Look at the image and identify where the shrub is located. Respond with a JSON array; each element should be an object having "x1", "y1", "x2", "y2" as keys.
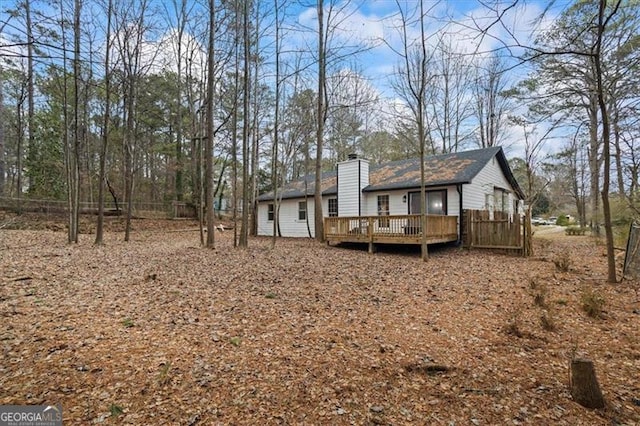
[
  {"x1": 556, "y1": 215, "x2": 570, "y2": 226},
  {"x1": 540, "y1": 310, "x2": 557, "y2": 331},
  {"x1": 581, "y1": 288, "x2": 605, "y2": 319},
  {"x1": 553, "y1": 253, "x2": 572, "y2": 272},
  {"x1": 528, "y1": 277, "x2": 548, "y2": 308},
  {"x1": 503, "y1": 310, "x2": 524, "y2": 338},
  {"x1": 565, "y1": 226, "x2": 586, "y2": 236}
]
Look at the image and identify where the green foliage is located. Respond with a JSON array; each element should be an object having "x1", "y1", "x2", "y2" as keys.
[
  {"x1": 229, "y1": 336, "x2": 241, "y2": 346},
  {"x1": 109, "y1": 404, "x2": 124, "y2": 417},
  {"x1": 122, "y1": 318, "x2": 134, "y2": 328},
  {"x1": 555, "y1": 215, "x2": 570, "y2": 226},
  {"x1": 531, "y1": 193, "x2": 550, "y2": 217}
]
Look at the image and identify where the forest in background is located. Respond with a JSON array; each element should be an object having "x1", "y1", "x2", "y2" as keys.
[{"x1": 0, "y1": 0, "x2": 639, "y2": 277}]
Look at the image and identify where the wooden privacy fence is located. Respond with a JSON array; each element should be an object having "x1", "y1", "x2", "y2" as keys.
[
  {"x1": 463, "y1": 209, "x2": 526, "y2": 255},
  {"x1": 0, "y1": 196, "x2": 171, "y2": 219}
]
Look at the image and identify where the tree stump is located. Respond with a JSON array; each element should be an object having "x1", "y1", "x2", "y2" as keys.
[{"x1": 570, "y1": 358, "x2": 605, "y2": 409}]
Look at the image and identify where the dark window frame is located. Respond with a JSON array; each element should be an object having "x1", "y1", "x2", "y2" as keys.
[
  {"x1": 328, "y1": 198, "x2": 338, "y2": 217},
  {"x1": 408, "y1": 189, "x2": 448, "y2": 215}
]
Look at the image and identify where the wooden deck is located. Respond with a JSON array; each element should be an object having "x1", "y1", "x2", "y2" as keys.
[{"x1": 324, "y1": 214, "x2": 459, "y2": 248}]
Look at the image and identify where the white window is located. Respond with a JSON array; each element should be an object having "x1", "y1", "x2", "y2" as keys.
[
  {"x1": 377, "y1": 195, "x2": 390, "y2": 227},
  {"x1": 298, "y1": 201, "x2": 307, "y2": 221},
  {"x1": 267, "y1": 203, "x2": 274, "y2": 221}
]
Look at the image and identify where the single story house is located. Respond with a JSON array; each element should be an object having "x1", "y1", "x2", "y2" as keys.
[{"x1": 256, "y1": 146, "x2": 525, "y2": 242}]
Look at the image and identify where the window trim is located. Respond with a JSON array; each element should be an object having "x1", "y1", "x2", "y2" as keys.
[
  {"x1": 377, "y1": 194, "x2": 390, "y2": 227},
  {"x1": 493, "y1": 187, "x2": 510, "y2": 213},
  {"x1": 328, "y1": 198, "x2": 338, "y2": 217},
  {"x1": 267, "y1": 203, "x2": 274, "y2": 221},
  {"x1": 408, "y1": 189, "x2": 448, "y2": 215},
  {"x1": 298, "y1": 200, "x2": 307, "y2": 221}
]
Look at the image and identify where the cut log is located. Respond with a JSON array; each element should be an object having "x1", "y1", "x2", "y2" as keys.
[{"x1": 570, "y1": 358, "x2": 605, "y2": 409}]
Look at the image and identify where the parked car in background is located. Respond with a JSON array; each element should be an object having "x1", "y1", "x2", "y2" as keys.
[{"x1": 532, "y1": 217, "x2": 544, "y2": 225}]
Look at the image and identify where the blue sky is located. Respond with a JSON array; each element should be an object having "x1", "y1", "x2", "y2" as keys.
[{"x1": 0, "y1": 0, "x2": 569, "y2": 157}]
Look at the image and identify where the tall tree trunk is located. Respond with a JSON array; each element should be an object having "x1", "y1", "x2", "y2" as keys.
[
  {"x1": 595, "y1": 0, "x2": 620, "y2": 283},
  {"x1": 418, "y1": 0, "x2": 428, "y2": 261},
  {"x1": 59, "y1": 0, "x2": 71, "y2": 239},
  {"x1": 205, "y1": 0, "x2": 216, "y2": 248},
  {"x1": 271, "y1": 0, "x2": 281, "y2": 248},
  {"x1": 70, "y1": 0, "x2": 82, "y2": 243},
  {"x1": 124, "y1": 86, "x2": 134, "y2": 242},
  {"x1": 240, "y1": 0, "x2": 250, "y2": 247},
  {"x1": 174, "y1": 0, "x2": 187, "y2": 202},
  {"x1": 587, "y1": 91, "x2": 600, "y2": 235},
  {"x1": 17, "y1": 100, "x2": 23, "y2": 212},
  {"x1": 611, "y1": 100, "x2": 625, "y2": 197},
  {"x1": 314, "y1": 0, "x2": 325, "y2": 242},
  {"x1": 231, "y1": 0, "x2": 240, "y2": 247},
  {"x1": 96, "y1": 0, "x2": 113, "y2": 245},
  {"x1": 0, "y1": 63, "x2": 4, "y2": 196},
  {"x1": 250, "y1": 8, "x2": 260, "y2": 237},
  {"x1": 26, "y1": 0, "x2": 36, "y2": 194}
]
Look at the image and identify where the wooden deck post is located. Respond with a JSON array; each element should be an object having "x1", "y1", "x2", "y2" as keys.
[{"x1": 368, "y1": 218, "x2": 374, "y2": 254}]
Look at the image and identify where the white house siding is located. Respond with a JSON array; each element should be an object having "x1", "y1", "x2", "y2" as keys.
[
  {"x1": 363, "y1": 187, "x2": 460, "y2": 217},
  {"x1": 357, "y1": 187, "x2": 460, "y2": 233},
  {"x1": 258, "y1": 197, "x2": 333, "y2": 238},
  {"x1": 462, "y1": 156, "x2": 514, "y2": 214},
  {"x1": 337, "y1": 158, "x2": 369, "y2": 216}
]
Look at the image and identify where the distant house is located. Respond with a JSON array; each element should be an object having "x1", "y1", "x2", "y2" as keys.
[{"x1": 256, "y1": 146, "x2": 525, "y2": 243}]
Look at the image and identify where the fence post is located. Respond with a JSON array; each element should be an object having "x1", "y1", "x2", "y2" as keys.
[{"x1": 367, "y1": 217, "x2": 374, "y2": 254}]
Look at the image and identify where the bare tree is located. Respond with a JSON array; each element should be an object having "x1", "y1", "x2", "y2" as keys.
[
  {"x1": 112, "y1": 0, "x2": 156, "y2": 242},
  {"x1": 0, "y1": 18, "x2": 8, "y2": 196},
  {"x1": 25, "y1": 0, "x2": 36, "y2": 195},
  {"x1": 391, "y1": 0, "x2": 439, "y2": 261},
  {"x1": 206, "y1": 0, "x2": 216, "y2": 248},
  {"x1": 473, "y1": 55, "x2": 511, "y2": 149},
  {"x1": 478, "y1": 0, "x2": 625, "y2": 282},
  {"x1": 95, "y1": 0, "x2": 113, "y2": 245},
  {"x1": 431, "y1": 37, "x2": 475, "y2": 153},
  {"x1": 271, "y1": 0, "x2": 283, "y2": 247},
  {"x1": 239, "y1": 0, "x2": 250, "y2": 247},
  {"x1": 313, "y1": 0, "x2": 326, "y2": 243}
]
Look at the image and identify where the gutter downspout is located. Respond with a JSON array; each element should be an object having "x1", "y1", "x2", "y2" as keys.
[{"x1": 457, "y1": 184, "x2": 463, "y2": 245}]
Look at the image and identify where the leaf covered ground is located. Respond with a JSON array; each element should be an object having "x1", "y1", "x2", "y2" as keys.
[{"x1": 1, "y1": 215, "x2": 639, "y2": 425}]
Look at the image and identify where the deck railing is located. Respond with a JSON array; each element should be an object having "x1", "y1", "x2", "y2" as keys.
[{"x1": 324, "y1": 214, "x2": 458, "y2": 248}]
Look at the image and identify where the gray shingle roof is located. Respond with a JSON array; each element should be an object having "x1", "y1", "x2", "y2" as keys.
[
  {"x1": 257, "y1": 146, "x2": 525, "y2": 202},
  {"x1": 256, "y1": 170, "x2": 337, "y2": 202}
]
